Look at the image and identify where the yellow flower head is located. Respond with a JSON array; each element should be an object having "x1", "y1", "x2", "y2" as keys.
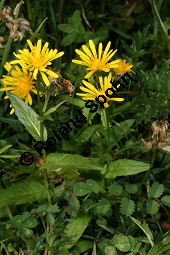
[
  {"x1": 10, "y1": 39, "x2": 64, "y2": 86},
  {"x1": 72, "y1": 39, "x2": 120, "y2": 79},
  {"x1": 0, "y1": 62, "x2": 37, "y2": 114},
  {"x1": 113, "y1": 59, "x2": 133, "y2": 76},
  {"x1": 76, "y1": 73, "x2": 124, "y2": 108}
]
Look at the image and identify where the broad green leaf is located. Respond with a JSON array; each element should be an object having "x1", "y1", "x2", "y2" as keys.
[
  {"x1": 108, "y1": 183, "x2": 123, "y2": 195},
  {"x1": 161, "y1": 195, "x2": 170, "y2": 207},
  {"x1": 8, "y1": 93, "x2": 47, "y2": 141},
  {"x1": 73, "y1": 179, "x2": 99, "y2": 196},
  {"x1": 112, "y1": 234, "x2": 131, "y2": 252},
  {"x1": 148, "y1": 182, "x2": 164, "y2": 198},
  {"x1": 120, "y1": 197, "x2": 135, "y2": 217},
  {"x1": 105, "y1": 246, "x2": 117, "y2": 255},
  {"x1": 0, "y1": 181, "x2": 48, "y2": 208},
  {"x1": 130, "y1": 216, "x2": 154, "y2": 247},
  {"x1": 40, "y1": 153, "x2": 106, "y2": 172},
  {"x1": 105, "y1": 159, "x2": 150, "y2": 179},
  {"x1": 146, "y1": 200, "x2": 159, "y2": 215},
  {"x1": 76, "y1": 240, "x2": 93, "y2": 253},
  {"x1": 58, "y1": 23, "x2": 74, "y2": 33},
  {"x1": 71, "y1": 10, "x2": 81, "y2": 27},
  {"x1": 125, "y1": 184, "x2": 138, "y2": 194},
  {"x1": 75, "y1": 124, "x2": 100, "y2": 143},
  {"x1": 59, "y1": 215, "x2": 91, "y2": 250}
]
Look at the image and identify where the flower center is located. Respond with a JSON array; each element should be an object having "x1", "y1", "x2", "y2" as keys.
[
  {"x1": 15, "y1": 74, "x2": 33, "y2": 98},
  {"x1": 31, "y1": 48, "x2": 46, "y2": 69},
  {"x1": 92, "y1": 59, "x2": 103, "y2": 71}
]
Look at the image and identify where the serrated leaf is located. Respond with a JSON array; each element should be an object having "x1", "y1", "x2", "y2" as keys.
[
  {"x1": 120, "y1": 197, "x2": 135, "y2": 217},
  {"x1": 161, "y1": 195, "x2": 170, "y2": 207},
  {"x1": 0, "y1": 181, "x2": 48, "y2": 208},
  {"x1": 8, "y1": 93, "x2": 47, "y2": 141},
  {"x1": 105, "y1": 159, "x2": 150, "y2": 179},
  {"x1": 146, "y1": 200, "x2": 159, "y2": 215},
  {"x1": 40, "y1": 153, "x2": 107, "y2": 172},
  {"x1": 112, "y1": 234, "x2": 131, "y2": 252},
  {"x1": 148, "y1": 182, "x2": 164, "y2": 198},
  {"x1": 73, "y1": 179, "x2": 99, "y2": 196},
  {"x1": 59, "y1": 215, "x2": 91, "y2": 250}
]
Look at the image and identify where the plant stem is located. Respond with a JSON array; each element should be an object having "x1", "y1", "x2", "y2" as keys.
[{"x1": 37, "y1": 84, "x2": 44, "y2": 141}]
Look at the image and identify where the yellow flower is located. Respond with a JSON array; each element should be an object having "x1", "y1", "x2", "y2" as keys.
[
  {"x1": 0, "y1": 62, "x2": 37, "y2": 114},
  {"x1": 76, "y1": 73, "x2": 124, "y2": 108},
  {"x1": 72, "y1": 39, "x2": 120, "y2": 79},
  {"x1": 10, "y1": 39, "x2": 64, "y2": 86},
  {"x1": 113, "y1": 59, "x2": 133, "y2": 76}
]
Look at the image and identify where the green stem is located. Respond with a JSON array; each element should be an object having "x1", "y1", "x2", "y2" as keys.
[
  {"x1": 37, "y1": 85, "x2": 44, "y2": 141},
  {"x1": 42, "y1": 93, "x2": 50, "y2": 113},
  {"x1": 44, "y1": 169, "x2": 52, "y2": 255}
]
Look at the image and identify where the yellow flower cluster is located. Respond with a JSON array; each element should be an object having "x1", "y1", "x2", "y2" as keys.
[
  {"x1": 72, "y1": 39, "x2": 133, "y2": 108},
  {"x1": 0, "y1": 38, "x2": 133, "y2": 114},
  {"x1": 0, "y1": 39, "x2": 64, "y2": 114}
]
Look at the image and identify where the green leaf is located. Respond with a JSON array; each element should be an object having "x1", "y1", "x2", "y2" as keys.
[
  {"x1": 40, "y1": 153, "x2": 106, "y2": 173},
  {"x1": 40, "y1": 153, "x2": 106, "y2": 172},
  {"x1": 120, "y1": 197, "x2": 135, "y2": 217},
  {"x1": 60, "y1": 95, "x2": 85, "y2": 107},
  {"x1": 8, "y1": 93, "x2": 47, "y2": 141},
  {"x1": 43, "y1": 101, "x2": 66, "y2": 116},
  {"x1": 0, "y1": 181, "x2": 48, "y2": 208},
  {"x1": 59, "y1": 215, "x2": 91, "y2": 250},
  {"x1": 105, "y1": 246, "x2": 117, "y2": 255},
  {"x1": 75, "y1": 124, "x2": 100, "y2": 143},
  {"x1": 108, "y1": 183, "x2": 123, "y2": 195},
  {"x1": 58, "y1": 23, "x2": 74, "y2": 33},
  {"x1": 61, "y1": 32, "x2": 78, "y2": 46},
  {"x1": 125, "y1": 184, "x2": 138, "y2": 194},
  {"x1": 112, "y1": 234, "x2": 131, "y2": 252},
  {"x1": 71, "y1": 10, "x2": 81, "y2": 27},
  {"x1": 161, "y1": 195, "x2": 170, "y2": 207},
  {"x1": 130, "y1": 217, "x2": 154, "y2": 247},
  {"x1": 105, "y1": 159, "x2": 150, "y2": 179},
  {"x1": 148, "y1": 182, "x2": 164, "y2": 198},
  {"x1": 146, "y1": 200, "x2": 159, "y2": 216},
  {"x1": 73, "y1": 179, "x2": 99, "y2": 196}
]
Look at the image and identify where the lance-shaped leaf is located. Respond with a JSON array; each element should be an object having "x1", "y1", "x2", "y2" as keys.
[
  {"x1": 8, "y1": 93, "x2": 47, "y2": 141},
  {"x1": 59, "y1": 215, "x2": 91, "y2": 250},
  {"x1": 0, "y1": 181, "x2": 48, "y2": 208},
  {"x1": 105, "y1": 159, "x2": 150, "y2": 179}
]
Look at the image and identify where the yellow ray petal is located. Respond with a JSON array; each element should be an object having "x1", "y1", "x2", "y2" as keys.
[{"x1": 89, "y1": 40, "x2": 97, "y2": 58}]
